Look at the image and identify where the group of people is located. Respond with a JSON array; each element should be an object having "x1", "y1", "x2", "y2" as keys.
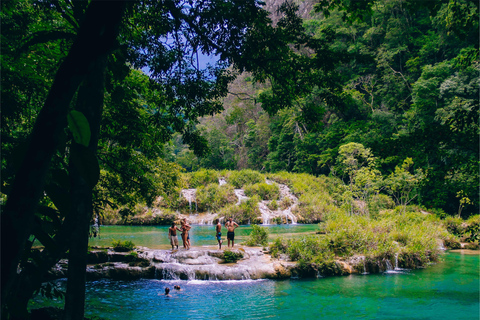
[
  {"x1": 167, "y1": 217, "x2": 239, "y2": 251},
  {"x1": 215, "y1": 217, "x2": 238, "y2": 249},
  {"x1": 162, "y1": 285, "x2": 181, "y2": 297},
  {"x1": 168, "y1": 218, "x2": 191, "y2": 250}
]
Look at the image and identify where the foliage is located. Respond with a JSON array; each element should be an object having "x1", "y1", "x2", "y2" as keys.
[
  {"x1": 227, "y1": 169, "x2": 265, "y2": 188},
  {"x1": 384, "y1": 158, "x2": 423, "y2": 213},
  {"x1": 168, "y1": 0, "x2": 479, "y2": 218},
  {"x1": 245, "y1": 225, "x2": 269, "y2": 247},
  {"x1": 196, "y1": 184, "x2": 236, "y2": 212},
  {"x1": 219, "y1": 195, "x2": 261, "y2": 224},
  {"x1": 270, "y1": 208, "x2": 448, "y2": 273},
  {"x1": 111, "y1": 240, "x2": 135, "y2": 252},
  {"x1": 222, "y1": 250, "x2": 244, "y2": 263},
  {"x1": 267, "y1": 200, "x2": 279, "y2": 211},
  {"x1": 184, "y1": 169, "x2": 221, "y2": 188},
  {"x1": 244, "y1": 182, "x2": 280, "y2": 200}
]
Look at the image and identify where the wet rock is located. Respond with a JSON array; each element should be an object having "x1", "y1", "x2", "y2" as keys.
[{"x1": 87, "y1": 250, "x2": 108, "y2": 264}]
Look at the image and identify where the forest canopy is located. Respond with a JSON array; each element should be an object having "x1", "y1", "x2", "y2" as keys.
[
  {"x1": 168, "y1": 0, "x2": 479, "y2": 217},
  {"x1": 0, "y1": 0, "x2": 478, "y2": 319}
]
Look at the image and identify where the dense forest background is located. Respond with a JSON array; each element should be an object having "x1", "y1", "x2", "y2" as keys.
[
  {"x1": 167, "y1": 0, "x2": 479, "y2": 217},
  {"x1": 0, "y1": 0, "x2": 478, "y2": 318}
]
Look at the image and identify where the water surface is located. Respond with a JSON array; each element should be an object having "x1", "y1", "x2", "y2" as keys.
[
  {"x1": 89, "y1": 224, "x2": 318, "y2": 249},
  {"x1": 30, "y1": 252, "x2": 479, "y2": 319}
]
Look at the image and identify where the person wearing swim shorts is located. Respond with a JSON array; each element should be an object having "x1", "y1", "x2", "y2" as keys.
[
  {"x1": 168, "y1": 222, "x2": 181, "y2": 250},
  {"x1": 225, "y1": 217, "x2": 239, "y2": 248},
  {"x1": 215, "y1": 219, "x2": 222, "y2": 249}
]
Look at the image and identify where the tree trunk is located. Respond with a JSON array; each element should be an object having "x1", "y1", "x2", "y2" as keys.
[
  {"x1": 64, "y1": 54, "x2": 107, "y2": 320},
  {"x1": 1, "y1": 1, "x2": 125, "y2": 318}
]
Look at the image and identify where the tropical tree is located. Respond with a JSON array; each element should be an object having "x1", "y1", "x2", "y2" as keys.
[{"x1": 1, "y1": 0, "x2": 268, "y2": 318}]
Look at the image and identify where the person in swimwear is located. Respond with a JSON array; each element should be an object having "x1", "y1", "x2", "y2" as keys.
[
  {"x1": 168, "y1": 222, "x2": 182, "y2": 250},
  {"x1": 164, "y1": 287, "x2": 171, "y2": 297},
  {"x1": 225, "y1": 217, "x2": 239, "y2": 248},
  {"x1": 180, "y1": 218, "x2": 192, "y2": 250},
  {"x1": 215, "y1": 219, "x2": 222, "y2": 249}
]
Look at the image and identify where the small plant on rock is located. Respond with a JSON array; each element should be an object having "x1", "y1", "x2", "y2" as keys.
[
  {"x1": 222, "y1": 250, "x2": 244, "y2": 263},
  {"x1": 112, "y1": 239, "x2": 136, "y2": 252},
  {"x1": 245, "y1": 225, "x2": 269, "y2": 247}
]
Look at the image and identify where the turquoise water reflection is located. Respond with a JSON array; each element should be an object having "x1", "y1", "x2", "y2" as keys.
[
  {"x1": 89, "y1": 224, "x2": 319, "y2": 249},
  {"x1": 31, "y1": 252, "x2": 479, "y2": 319}
]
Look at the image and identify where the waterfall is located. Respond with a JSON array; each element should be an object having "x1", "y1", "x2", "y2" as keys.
[
  {"x1": 161, "y1": 265, "x2": 181, "y2": 280},
  {"x1": 234, "y1": 189, "x2": 249, "y2": 205},
  {"x1": 219, "y1": 177, "x2": 227, "y2": 186},
  {"x1": 361, "y1": 256, "x2": 369, "y2": 274},
  {"x1": 385, "y1": 259, "x2": 393, "y2": 272},
  {"x1": 283, "y1": 207, "x2": 298, "y2": 225},
  {"x1": 258, "y1": 202, "x2": 272, "y2": 225}
]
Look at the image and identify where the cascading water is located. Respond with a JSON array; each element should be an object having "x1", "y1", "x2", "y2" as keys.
[
  {"x1": 361, "y1": 256, "x2": 369, "y2": 275},
  {"x1": 179, "y1": 178, "x2": 301, "y2": 225},
  {"x1": 385, "y1": 259, "x2": 394, "y2": 272},
  {"x1": 234, "y1": 189, "x2": 249, "y2": 205}
]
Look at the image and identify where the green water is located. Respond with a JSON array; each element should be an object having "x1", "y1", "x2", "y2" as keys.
[
  {"x1": 31, "y1": 252, "x2": 479, "y2": 319},
  {"x1": 89, "y1": 224, "x2": 319, "y2": 249}
]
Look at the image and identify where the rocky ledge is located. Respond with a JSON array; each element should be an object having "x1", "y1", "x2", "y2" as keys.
[{"x1": 49, "y1": 247, "x2": 297, "y2": 281}]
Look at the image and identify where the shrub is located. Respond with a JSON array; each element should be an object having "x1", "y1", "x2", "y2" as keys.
[
  {"x1": 368, "y1": 194, "x2": 395, "y2": 214},
  {"x1": 125, "y1": 251, "x2": 139, "y2": 262},
  {"x1": 267, "y1": 200, "x2": 278, "y2": 211},
  {"x1": 245, "y1": 225, "x2": 269, "y2": 247},
  {"x1": 227, "y1": 170, "x2": 264, "y2": 188},
  {"x1": 443, "y1": 216, "x2": 466, "y2": 236},
  {"x1": 444, "y1": 238, "x2": 461, "y2": 249},
  {"x1": 111, "y1": 239, "x2": 135, "y2": 252},
  {"x1": 244, "y1": 182, "x2": 280, "y2": 200},
  {"x1": 222, "y1": 250, "x2": 244, "y2": 263},
  {"x1": 220, "y1": 195, "x2": 261, "y2": 224},
  {"x1": 279, "y1": 196, "x2": 292, "y2": 210},
  {"x1": 465, "y1": 215, "x2": 480, "y2": 242},
  {"x1": 269, "y1": 237, "x2": 288, "y2": 258},
  {"x1": 293, "y1": 193, "x2": 339, "y2": 223},
  {"x1": 196, "y1": 184, "x2": 236, "y2": 212},
  {"x1": 186, "y1": 169, "x2": 221, "y2": 188},
  {"x1": 123, "y1": 208, "x2": 177, "y2": 225},
  {"x1": 464, "y1": 242, "x2": 479, "y2": 250}
]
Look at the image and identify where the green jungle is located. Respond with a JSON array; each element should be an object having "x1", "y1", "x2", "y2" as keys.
[{"x1": 1, "y1": 0, "x2": 478, "y2": 319}]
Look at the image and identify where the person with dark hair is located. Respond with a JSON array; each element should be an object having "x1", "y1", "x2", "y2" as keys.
[
  {"x1": 168, "y1": 222, "x2": 181, "y2": 250},
  {"x1": 215, "y1": 219, "x2": 223, "y2": 249},
  {"x1": 164, "y1": 287, "x2": 171, "y2": 297},
  {"x1": 225, "y1": 217, "x2": 239, "y2": 248},
  {"x1": 180, "y1": 218, "x2": 192, "y2": 250}
]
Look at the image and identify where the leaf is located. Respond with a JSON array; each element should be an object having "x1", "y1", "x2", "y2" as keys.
[
  {"x1": 68, "y1": 110, "x2": 91, "y2": 147},
  {"x1": 32, "y1": 222, "x2": 57, "y2": 253},
  {"x1": 44, "y1": 184, "x2": 71, "y2": 217},
  {"x1": 70, "y1": 145, "x2": 100, "y2": 189}
]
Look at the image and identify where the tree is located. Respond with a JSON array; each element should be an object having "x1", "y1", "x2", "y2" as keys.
[
  {"x1": 384, "y1": 158, "x2": 423, "y2": 213},
  {"x1": 2, "y1": 2, "x2": 126, "y2": 318},
  {"x1": 335, "y1": 142, "x2": 381, "y2": 215},
  {"x1": 1, "y1": 0, "x2": 268, "y2": 318}
]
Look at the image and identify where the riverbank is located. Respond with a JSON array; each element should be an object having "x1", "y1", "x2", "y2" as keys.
[{"x1": 47, "y1": 245, "x2": 479, "y2": 282}]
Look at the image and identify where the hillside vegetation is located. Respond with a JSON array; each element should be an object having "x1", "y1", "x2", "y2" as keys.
[
  {"x1": 103, "y1": 168, "x2": 480, "y2": 275},
  {"x1": 166, "y1": 0, "x2": 479, "y2": 218}
]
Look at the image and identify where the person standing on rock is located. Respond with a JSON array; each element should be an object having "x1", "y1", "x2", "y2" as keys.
[
  {"x1": 215, "y1": 219, "x2": 223, "y2": 249},
  {"x1": 225, "y1": 217, "x2": 239, "y2": 248},
  {"x1": 168, "y1": 222, "x2": 182, "y2": 250},
  {"x1": 180, "y1": 218, "x2": 192, "y2": 250}
]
